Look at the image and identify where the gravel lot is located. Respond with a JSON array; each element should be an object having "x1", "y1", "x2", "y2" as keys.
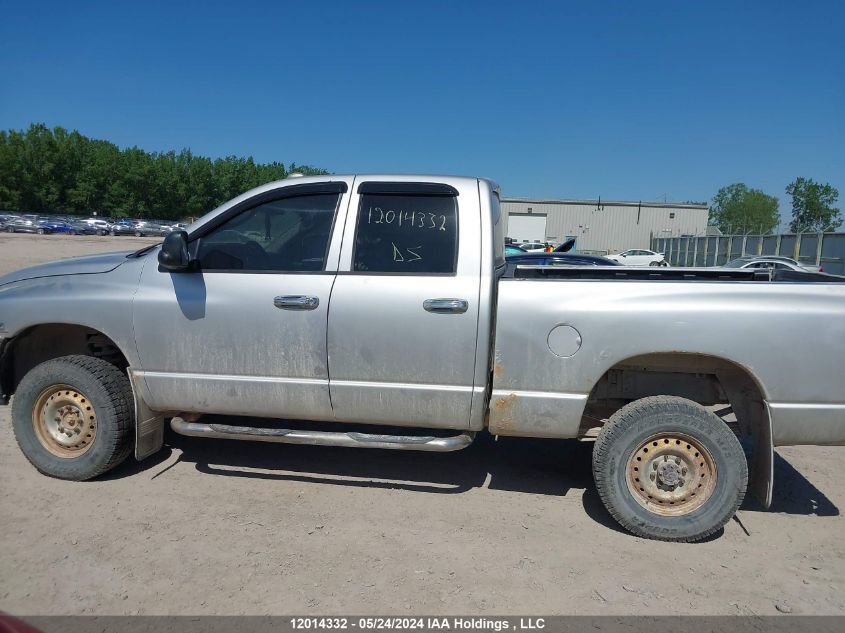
[{"x1": 0, "y1": 233, "x2": 843, "y2": 616}]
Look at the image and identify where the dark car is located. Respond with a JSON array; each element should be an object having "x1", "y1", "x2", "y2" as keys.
[
  {"x1": 109, "y1": 221, "x2": 137, "y2": 236},
  {"x1": 67, "y1": 221, "x2": 101, "y2": 235},
  {"x1": 37, "y1": 218, "x2": 73, "y2": 234},
  {"x1": 132, "y1": 222, "x2": 168, "y2": 237},
  {"x1": 506, "y1": 252, "x2": 621, "y2": 267},
  {"x1": 4, "y1": 219, "x2": 53, "y2": 234}
]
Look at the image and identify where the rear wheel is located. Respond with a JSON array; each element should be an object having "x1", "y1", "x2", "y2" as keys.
[
  {"x1": 649, "y1": 261, "x2": 660, "y2": 267},
  {"x1": 592, "y1": 396, "x2": 747, "y2": 542},
  {"x1": 12, "y1": 355, "x2": 134, "y2": 480},
  {"x1": 36, "y1": 228, "x2": 45, "y2": 235},
  {"x1": 135, "y1": 231, "x2": 142, "y2": 237}
]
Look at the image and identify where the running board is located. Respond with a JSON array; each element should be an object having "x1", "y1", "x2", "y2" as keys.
[{"x1": 170, "y1": 417, "x2": 475, "y2": 452}]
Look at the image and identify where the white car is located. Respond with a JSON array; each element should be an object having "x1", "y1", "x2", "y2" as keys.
[
  {"x1": 724, "y1": 256, "x2": 822, "y2": 273},
  {"x1": 607, "y1": 249, "x2": 667, "y2": 266}
]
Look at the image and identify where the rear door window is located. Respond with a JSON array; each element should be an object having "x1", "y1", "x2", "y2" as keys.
[{"x1": 352, "y1": 192, "x2": 458, "y2": 274}]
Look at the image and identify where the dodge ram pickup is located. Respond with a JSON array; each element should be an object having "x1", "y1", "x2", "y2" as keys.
[{"x1": 1, "y1": 174, "x2": 843, "y2": 542}]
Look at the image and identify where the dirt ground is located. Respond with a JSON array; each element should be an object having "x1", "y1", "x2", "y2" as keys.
[{"x1": 0, "y1": 233, "x2": 843, "y2": 616}]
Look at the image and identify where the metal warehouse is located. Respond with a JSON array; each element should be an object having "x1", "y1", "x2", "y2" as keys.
[{"x1": 501, "y1": 197, "x2": 709, "y2": 254}]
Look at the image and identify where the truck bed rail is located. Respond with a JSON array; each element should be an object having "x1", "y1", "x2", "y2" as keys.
[{"x1": 506, "y1": 265, "x2": 845, "y2": 283}]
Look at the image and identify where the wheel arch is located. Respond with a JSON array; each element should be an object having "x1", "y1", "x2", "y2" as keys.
[
  {"x1": 1, "y1": 323, "x2": 131, "y2": 404},
  {"x1": 585, "y1": 351, "x2": 773, "y2": 508}
]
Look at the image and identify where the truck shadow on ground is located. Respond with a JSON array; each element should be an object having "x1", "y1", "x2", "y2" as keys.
[{"x1": 130, "y1": 422, "x2": 839, "y2": 533}]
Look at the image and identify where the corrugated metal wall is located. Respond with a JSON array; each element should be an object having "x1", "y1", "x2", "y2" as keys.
[
  {"x1": 651, "y1": 232, "x2": 845, "y2": 275},
  {"x1": 501, "y1": 199, "x2": 709, "y2": 253}
]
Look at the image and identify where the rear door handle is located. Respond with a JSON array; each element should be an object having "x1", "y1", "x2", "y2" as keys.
[
  {"x1": 423, "y1": 298, "x2": 468, "y2": 314},
  {"x1": 274, "y1": 295, "x2": 320, "y2": 310}
]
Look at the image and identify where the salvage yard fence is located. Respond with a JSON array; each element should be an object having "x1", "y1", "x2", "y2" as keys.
[{"x1": 651, "y1": 231, "x2": 845, "y2": 276}]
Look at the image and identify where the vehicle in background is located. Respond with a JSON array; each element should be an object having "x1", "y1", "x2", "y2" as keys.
[
  {"x1": 607, "y1": 249, "x2": 667, "y2": 266},
  {"x1": 109, "y1": 221, "x2": 138, "y2": 236},
  {"x1": 505, "y1": 244, "x2": 527, "y2": 256},
  {"x1": 506, "y1": 252, "x2": 621, "y2": 266},
  {"x1": 83, "y1": 219, "x2": 111, "y2": 235},
  {"x1": 132, "y1": 222, "x2": 168, "y2": 237},
  {"x1": 67, "y1": 221, "x2": 101, "y2": 236},
  {"x1": 724, "y1": 256, "x2": 823, "y2": 273},
  {"x1": 37, "y1": 219, "x2": 73, "y2": 234},
  {"x1": 0, "y1": 215, "x2": 20, "y2": 229},
  {"x1": 4, "y1": 219, "x2": 53, "y2": 234},
  {"x1": 519, "y1": 240, "x2": 554, "y2": 252}
]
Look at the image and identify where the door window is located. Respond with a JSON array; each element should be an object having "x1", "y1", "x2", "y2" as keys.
[
  {"x1": 352, "y1": 193, "x2": 458, "y2": 274},
  {"x1": 196, "y1": 193, "x2": 340, "y2": 272}
]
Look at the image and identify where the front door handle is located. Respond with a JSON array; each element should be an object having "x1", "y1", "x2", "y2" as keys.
[
  {"x1": 423, "y1": 298, "x2": 468, "y2": 314},
  {"x1": 274, "y1": 295, "x2": 320, "y2": 310}
]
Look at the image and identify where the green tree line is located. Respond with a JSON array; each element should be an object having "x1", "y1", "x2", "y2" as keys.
[
  {"x1": 0, "y1": 124, "x2": 328, "y2": 219},
  {"x1": 709, "y1": 179, "x2": 841, "y2": 235}
]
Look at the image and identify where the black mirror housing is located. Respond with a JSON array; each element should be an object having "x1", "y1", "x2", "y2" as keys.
[{"x1": 158, "y1": 230, "x2": 191, "y2": 271}]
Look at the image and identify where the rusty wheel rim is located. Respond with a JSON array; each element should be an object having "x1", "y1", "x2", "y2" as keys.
[
  {"x1": 626, "y1": 433, "x2": 717, "y2": 516},
  {"x1": 32, "y1": 384, "x2": 97, "y2": 458}
]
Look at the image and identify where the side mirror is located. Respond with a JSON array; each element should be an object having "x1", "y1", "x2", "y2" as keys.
[
  {"x1": 620, "y1": 253, "x2": 627, "y2": 257},
  {"x1": 158, "y1": 230, "x2": 191, "y2": 271}
]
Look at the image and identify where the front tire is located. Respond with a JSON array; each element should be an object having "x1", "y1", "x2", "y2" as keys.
[
  {"x1": 592, "y1": 396, "x2": 747, "y2": 542},
  {"x1": 12, "y1": 355, "x2": 134, "y2": 480}
]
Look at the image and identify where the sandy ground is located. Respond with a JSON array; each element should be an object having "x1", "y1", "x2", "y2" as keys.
[{"x1": 0, "y1": 233, "x2": 843, "y2": 616}]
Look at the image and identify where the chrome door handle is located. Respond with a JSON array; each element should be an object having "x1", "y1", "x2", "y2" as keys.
[
  {"x1": 423, "y1": 298, "x2": 468, "y2": 314},
  {"x1": 274, "y1": 295, "x2": 320, "y2": 310}
]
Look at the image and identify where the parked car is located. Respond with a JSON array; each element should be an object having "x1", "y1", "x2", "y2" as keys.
[
  {"x1": 519, "y1": 240, "x2": 554, "y2": 252},
  {"x1": 83, "y1": 219, "x2": 111, "y2": 236},
  {"x1": 607, "y1": 249, "x2": 667, "y2": 266},
  {"x1": 4, "y1": 219, "x2": 53, "y2": 234},
  {"x1": 67, "y1": 221, "x2": 101, "y2": 236},
  {"x1": 506, "y1": 252, "x2": 621, "y2": 266},
  {"x1": 505, "y1": 244, "x2": 527, "y2": 256},
  {"x1": 37, "y1": 219, "x2": 73, "y2": 234},
  {"x1": 724, "y1": 256, "x2": 823, "y2": 273},
  {"x1": 1, "y1": 174, "x2": 844, "y2": 544},
  {"x1": 109, "y1": 221, "x2": 138, "y2": 236},
  {"x1": 131, "y1": 222, "x2": 168, "y2": 237}
]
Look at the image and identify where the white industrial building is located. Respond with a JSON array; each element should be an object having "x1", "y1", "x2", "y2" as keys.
[{"x1": 501, "y1": 197, "x2": 709, "y2": 254}]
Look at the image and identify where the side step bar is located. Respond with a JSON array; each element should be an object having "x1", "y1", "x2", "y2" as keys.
[{"x1": 170, "y1": 417, "x2": 475, "y2": 452}]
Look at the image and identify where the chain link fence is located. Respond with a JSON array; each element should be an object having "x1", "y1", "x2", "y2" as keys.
[{"x1": 651, "y1": 232, "x2": 845, "y2": 275}]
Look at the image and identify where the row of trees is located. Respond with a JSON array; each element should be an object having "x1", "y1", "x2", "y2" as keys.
[
  {"x1": 709, "y1": 178, "x2": 841, "y2": 235},
  {"x1": 0, "y1": 124, "x2": 327, "y2": 220}
]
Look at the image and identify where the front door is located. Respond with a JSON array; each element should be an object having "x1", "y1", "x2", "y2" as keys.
[
  {"x1": 133, "y1": 180, "x2": 351, "y2": 420},
  {"x1": 327, "y1": 179, "x2": 482, "y2": 429}
]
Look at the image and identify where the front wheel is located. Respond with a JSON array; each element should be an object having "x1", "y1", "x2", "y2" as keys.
[
  {"x1": 12, "y1": 355, "x2": 134, "y2": 480},
  {"x1": 36, "y1": 228, "x2": 45, "y2": 235},
  {"x1": 134, "y1": 231, "x2": 142, "y2": 237},
  {"x1": 649, "y1": 261, "x2": 660, "y2": 267},
  {"x1": 592, "y1": 396, "x2": 747, "y2": 542}
]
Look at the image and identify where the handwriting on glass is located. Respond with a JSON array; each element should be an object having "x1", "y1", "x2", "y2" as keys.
[
  {"x1": 392, "y1": 242, "x2": 422, "y2": 262},
  {"x1": 368, "y1": 207, "x2": 448, "y2": 231}
]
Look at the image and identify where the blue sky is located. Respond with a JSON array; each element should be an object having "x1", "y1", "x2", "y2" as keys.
[{"x1": 1, "y1": 0, "x2": 843, "y2": 221}]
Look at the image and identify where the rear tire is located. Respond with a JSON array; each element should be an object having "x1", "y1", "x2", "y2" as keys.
[
  {"x1": 12, "y1": 355, "x2": 134, "y2": 480},
  {"x1": 135, "y1": 231, "x2": 142, "y2": 237},
  {"x1": 36, "y1": 228, "x2": 45, "y2": 235},
  {"x1": 592, "y1": 396, "x2": 747, "y2": 542},
  {"x1": 649, "y1": 261, "x2": 660, "y2": 267}
]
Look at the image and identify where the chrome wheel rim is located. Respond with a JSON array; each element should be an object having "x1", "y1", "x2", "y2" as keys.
[
  {"x1": 626, "y1": 433, "x2": 717, "y2": 516},
  {"x1": 32, "y1": 384, "x2": 97, "y2": 457}
]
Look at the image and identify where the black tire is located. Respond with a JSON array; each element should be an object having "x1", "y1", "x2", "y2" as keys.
[
  {"x1": 12, "y1": 355, "x2": 134, "y2": 480},
  {"x1": 135, "y1": 231, "x2": 142, "y2": 237},
  {"x1": 592, "y1": 396, "x2": 747, "y2": 542},
  {"x1": 36, "y1": 228, "x2": 45, "y2": 235},
  {"x1": 649, "y1": 261, "x2": 661, "y2": 267},
  {"x1": 69, "y1": 230, "x2": 76, "y2": 235},
  {"x1": 110, "y1": 230, "x2": 117, "y2": 236}
]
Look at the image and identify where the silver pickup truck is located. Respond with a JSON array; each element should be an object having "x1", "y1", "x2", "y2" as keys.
[{"x1": 1, "y1": 175, "x2": 843, "y2": 542}]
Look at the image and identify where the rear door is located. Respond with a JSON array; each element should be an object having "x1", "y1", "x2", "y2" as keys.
[{"x1": 327, "y1": 178, "x2": 482, "y2": 429}]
